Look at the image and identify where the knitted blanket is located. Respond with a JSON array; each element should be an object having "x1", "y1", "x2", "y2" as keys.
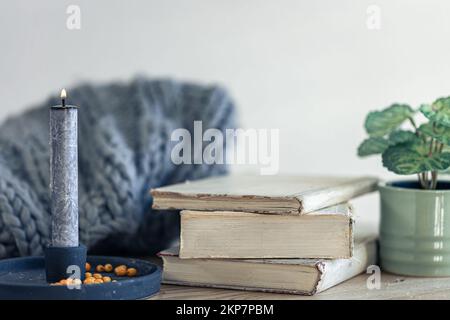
[{"x1": 0, "y1": 77, "x2": 236, "y2": 258}]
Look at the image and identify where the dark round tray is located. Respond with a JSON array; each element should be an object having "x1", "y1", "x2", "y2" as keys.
[{"x1": 0, "y1": 255, "x2": 161, "y2": 300}]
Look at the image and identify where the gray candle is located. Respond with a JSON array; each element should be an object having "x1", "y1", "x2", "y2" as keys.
[{"x1": 50, "y1": 89, "x2": 79, "y2": 247}]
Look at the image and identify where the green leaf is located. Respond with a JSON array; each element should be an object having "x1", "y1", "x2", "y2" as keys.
[
  {"x1": 382, "y1": 140, "x2": 450, "y2": 174},
  {"x1": 388, "y1": 130, "x2": 417, "y2": 145},
  {"x1": 418, "y1": 122, "x2": 450, "y2": 145},
  {"x1": 358, "y1": 130, "x2": 417, "y2": 157},
  {"x1": 357, "y1": 137, "x2": 390, "y2": 156},
  {"x1": 420, "y1": 97, "x2": 450, "y2": 127},
  {"x1": 365, "y1": 104, "x2": 414, "y2": 137}
]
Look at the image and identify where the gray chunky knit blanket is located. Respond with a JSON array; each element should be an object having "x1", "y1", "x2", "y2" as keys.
[{"x1": 0, "y1": 78, "x2": 236, "y2": 258}]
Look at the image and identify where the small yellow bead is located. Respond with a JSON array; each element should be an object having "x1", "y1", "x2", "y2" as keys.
[{"x1": 104, "y1": 264, "x2": 113, "y2": 272}]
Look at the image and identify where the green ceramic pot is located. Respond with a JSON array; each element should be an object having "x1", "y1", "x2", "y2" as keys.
[{"x1": 379, "y1": 180, "x2": 450, "y2": 276}]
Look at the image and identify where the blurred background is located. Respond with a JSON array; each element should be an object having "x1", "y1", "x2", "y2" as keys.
[{"x1": 2, "y1": 0, "x2": 450, "y2": 226}]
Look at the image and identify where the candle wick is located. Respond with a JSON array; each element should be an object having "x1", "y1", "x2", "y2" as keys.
[{"x1": 60, "y1": 88, "x2": 67, "y2": 108}]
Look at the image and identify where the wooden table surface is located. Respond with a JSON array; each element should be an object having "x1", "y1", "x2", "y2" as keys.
[{"x1": 150, "y1": 272, "x2": 450, "y2": 300}]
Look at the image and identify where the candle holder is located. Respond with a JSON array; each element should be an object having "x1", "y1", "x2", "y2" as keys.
[
  {"x1": 44, "y1": 244, "x2": 87, "y2": 283},
  {"x1": 0, "y1": 90, "x2": 161, "y2": 299},
  {"x1": 0, "y1": 255, "x2": 162, "y2": 300}
]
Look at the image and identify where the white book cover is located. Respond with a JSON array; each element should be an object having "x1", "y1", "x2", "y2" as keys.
[{"x1": 151, "y1": 174, "x2": 378, "y2": 214}]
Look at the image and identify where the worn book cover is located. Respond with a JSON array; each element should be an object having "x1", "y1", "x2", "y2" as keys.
[
  {"x1": 151, "y1": 174, "x2": 378, "y2": 214},
  {"x1": 159, "y1": 234, "x2": 377, "y2": 295}
]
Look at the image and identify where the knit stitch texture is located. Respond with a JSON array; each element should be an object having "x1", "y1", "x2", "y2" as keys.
[{"x1": 0, "y1": 77, "x2": 236, "y2": 258}]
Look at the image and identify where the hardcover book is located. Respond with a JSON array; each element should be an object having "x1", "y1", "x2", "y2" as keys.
[
  {"x1": 179, "y1": 203, "x2": 353, "y2": 259},
  {"x1": 159, "y1": 234, "x2": 377, "y2": 296},
  {"x1": 151, "y1": 174, "x2": 378, "y2": 214}
]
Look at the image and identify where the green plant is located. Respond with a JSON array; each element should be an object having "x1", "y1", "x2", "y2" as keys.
[{"x1": 358, "y1": 97, "x2": 450, "y2": 189}]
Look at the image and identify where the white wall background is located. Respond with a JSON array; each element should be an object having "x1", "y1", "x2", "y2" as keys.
[{"x1": 2, "y1": 0, "x2": 450, "y2": 225}]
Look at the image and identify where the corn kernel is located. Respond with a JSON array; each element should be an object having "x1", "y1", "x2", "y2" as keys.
[
  {"x1": 104, "y1": 264, "x2": 113, "y2": 272},
  {"x1": 93, "y1": 273, "x2": 103, "y2": 279},
  {"x1": 102, "y1": 276, "x2": 112, "y2": 283}
]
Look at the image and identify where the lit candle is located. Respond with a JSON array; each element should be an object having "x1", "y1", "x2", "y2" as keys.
[{"x1": 50, "y1": 89, "x2": 79, "y2": 247}]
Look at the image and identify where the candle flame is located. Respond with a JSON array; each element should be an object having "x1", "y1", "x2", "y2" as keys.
[{"x1": 60, "y1": 89, "x2": 67, "y2": 100}]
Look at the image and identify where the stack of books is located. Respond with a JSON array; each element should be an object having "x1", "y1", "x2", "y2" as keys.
[{"x1": 151, "y1": 175, "x2": 378, "y2": 295}]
